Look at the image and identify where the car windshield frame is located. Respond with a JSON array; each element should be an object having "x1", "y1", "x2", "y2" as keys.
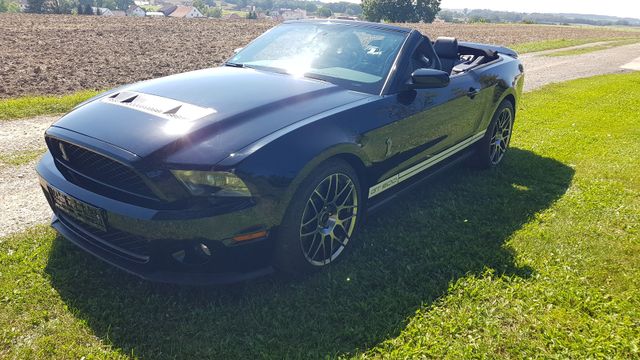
[{"x1": 227, "y1": 21, "x2": 410, "y2": 95}]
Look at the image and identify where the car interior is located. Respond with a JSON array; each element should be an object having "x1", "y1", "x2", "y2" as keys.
[{"x1": 431, "y1": 37, "x2": 500, "y2": 75}]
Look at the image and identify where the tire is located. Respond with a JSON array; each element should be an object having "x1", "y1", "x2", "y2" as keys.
[
  {"x1": 273, "y1": 159, "x2": 362, "y2": 276},
  {"x1": 470, "y1": 100, "x2": 515, "y2": 169}
]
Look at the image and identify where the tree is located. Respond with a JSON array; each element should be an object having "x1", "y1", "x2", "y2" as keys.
[
  {"x1": 414, "y1": 0, "x2": 439, "y2": 22},
  {"x1": 192, "y1": 0, "x2": 207, "y2": 15},
  {"x1": 207, "y1": 6, "x2": 222, "y2": 17},
  {"x1": 101, "y1": 0, "x2": 116, "y2": 10},
  {"x1": 26, "y1": 0, "x2": 46, "y2": 13},
  {"x1": 49, "y1": 0, "x2": 75, "y2": 13},
  {"x1": 363, "y1": 0, "x2": 440, "y2": 23},
  {"x1": 317, "y1": 6, "x2": 331, "y2": 18},
  {"x1": 304, "y1": 2, "x2": 315, "y2": 13},
  {"x1": 115, "y1": 0, "x2": 131, "y2": 10}
]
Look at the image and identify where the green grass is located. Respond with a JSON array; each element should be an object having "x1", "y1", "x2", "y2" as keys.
[
  {"x1": 0, "y1": 90, "x2": 100, "y2": 121},
  {"x1": 0, "y1": 149, "x2": 45, "y2": 166},
  {"x1": 511, "y1": 37, "x2": 636, "y2": 54},
  {"x1": 1, "y1": 72, "x2": 640, "y2": 359},
  {"x1": 546, "y1": 38, "x2": 640, "y2": 57}
]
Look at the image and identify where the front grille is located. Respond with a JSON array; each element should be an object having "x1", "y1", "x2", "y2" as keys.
[
  {"x1": 57, "y1": 212, "x2": 151, "y2": 263},
  {"x1": 47, "y1": 138, "x2": 156, "y2": 199}
]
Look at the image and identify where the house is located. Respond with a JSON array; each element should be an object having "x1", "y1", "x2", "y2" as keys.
[
  {"x1": 280, "y1": 8, "x2": 306, "y2": 20},
  {"x1": 146, "y1": 11, "x2": 165, "y2": 17},
  {"x1": 111, "y1": 10, "x2": 126, "y2": 16},
  {"x1": 166, "y1": 5, "x2": 204, "y2": 18},
  {"x1": 19, "y1": 0, "x2": 28, "y2": 11},
  {"x1": 159, "y1": 4, "x2": 177, "y2": 16},
  {"x1": 91, "y1": 7, "x2": 114, "y2": 15},
  {"x1": 126, "y1": 5, "x2": 146, "y2": 17},
  {"x1": 226, "y1": 13, "x2": 241, "y2": 19}
]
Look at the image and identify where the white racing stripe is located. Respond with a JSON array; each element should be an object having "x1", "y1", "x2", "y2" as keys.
[{"x1": 368, "y1": 130, "x2": 486, "y2": 198}]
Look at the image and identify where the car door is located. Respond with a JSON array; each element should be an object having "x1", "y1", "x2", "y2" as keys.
[{"x1": 367, "y1": 39, "x2": 488, "y2": 187}]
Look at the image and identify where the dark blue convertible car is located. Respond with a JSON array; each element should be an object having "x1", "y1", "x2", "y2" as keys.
[{"x1": 37, "y1": 20, "x2": 524, "y2": 284}]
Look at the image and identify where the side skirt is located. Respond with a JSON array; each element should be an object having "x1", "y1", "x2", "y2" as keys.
[
  {"x1": 366, "y1": 147, "x2": 474, "y2": 215},
  {"x1": 367, "y1": 131, "x2": 486, "y2": 199}
]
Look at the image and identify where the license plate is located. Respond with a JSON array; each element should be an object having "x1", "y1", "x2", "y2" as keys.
[{"x1": 49, "y1": 186, "x2": 107, "y2": 232}]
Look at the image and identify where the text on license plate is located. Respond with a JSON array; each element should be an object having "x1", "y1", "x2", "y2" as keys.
[{"x1": 48, "y1": 186, "x2": 107, "y2": 231}]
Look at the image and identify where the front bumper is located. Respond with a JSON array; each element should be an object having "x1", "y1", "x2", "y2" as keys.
[{"x1": 37, "y1": 152, "x2": 276, "y2": 285}]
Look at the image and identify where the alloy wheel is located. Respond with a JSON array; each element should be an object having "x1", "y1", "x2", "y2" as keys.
[
  {"x1": 489, "y1": 107, "x2": 513, "y2": 165},
  {"x1": 299, "y1": 173, "x2": 358, "y2": 266}
]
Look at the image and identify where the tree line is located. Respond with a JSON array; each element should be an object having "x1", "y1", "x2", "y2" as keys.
[
  {"x1": 439, "y1": 8, "x2": 640, "y2": 26},
  {"x1": 21, "y1": 0, "x2": 132, "y2": 13},
  {"x1": 5, "y1": 0, "x2": 445, "y2": 24}
]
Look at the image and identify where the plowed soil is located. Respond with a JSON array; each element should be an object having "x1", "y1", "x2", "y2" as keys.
[{"x1": 0, "y1": 13, "x2": 636, "y2": 98}]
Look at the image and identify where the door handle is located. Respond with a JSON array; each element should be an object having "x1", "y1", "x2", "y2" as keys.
[{"x1": 467, "y1": 87, "x2": 480, "y2": 99}]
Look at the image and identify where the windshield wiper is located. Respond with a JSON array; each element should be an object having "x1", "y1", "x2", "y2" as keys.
[
  {"x1": 224, "y1": 62, "x2": 251, "y2": 68},
  {"x1": 303, "y1": 73, "x2": 333, "y2": 84}
]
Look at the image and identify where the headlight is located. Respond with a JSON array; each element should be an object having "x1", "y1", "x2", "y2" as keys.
[{"x1": 171, "y1": 170, "x2": 251, "y2": 197}]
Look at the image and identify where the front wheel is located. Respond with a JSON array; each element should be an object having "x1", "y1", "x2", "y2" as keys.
[
  {"x1": 471, "y1": 100, "x2": 515, "y2": 169},
  {"x1": 274, "y1": 159, "x2": 361, "y2": 276}
]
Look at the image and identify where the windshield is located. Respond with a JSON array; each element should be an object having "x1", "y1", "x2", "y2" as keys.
[{"x1": 228, "y1": 22, "x2": 407, "y2": 94}]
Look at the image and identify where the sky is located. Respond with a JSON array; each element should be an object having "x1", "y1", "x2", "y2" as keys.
[{"x1": 328, "y1": 0, "x2": 640, "y2": 19}]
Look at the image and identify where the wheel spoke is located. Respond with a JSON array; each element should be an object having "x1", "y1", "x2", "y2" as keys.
[
  {"x1": 310, "y1": 235, "x2": 324, "y2": 260},
  {"x1": 299, "y1": 172, "x2": 358, "y2": 266},
  {"x1": 313, "y1": 189, "x2": 326, "y2": 204},
  {"x1": 335, "y1": 178, "x2": 353, "y2": 202},
  {"x1": 305, "y1": 232, "x2": 319, "y2": 254},
  {"x1": 302, "y1": 214, "x2": 318, "y2": 227},
  {"x1": 325, "y1": 174, "x2": 333, "y2": 202},
  {"x1": 339, "y1": 186, "x2": 354, "y2": 206},
  {"x1": 300, "y1": 228, "x2": 317, "y2": 237}
]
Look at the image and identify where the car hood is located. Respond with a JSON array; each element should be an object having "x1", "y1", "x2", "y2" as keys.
[{"x1": 51, "y1": 67, "x2": 370, "y2": 166}]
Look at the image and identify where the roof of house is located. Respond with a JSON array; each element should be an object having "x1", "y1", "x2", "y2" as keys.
[
  {"x1": 159, "y1": 4, "x2": 177, "y2": 16},
  {"x1": 127, "y1": 4, "x2": 144, "y2": 12},
  {"x1": 168, "y1": 5, "x2": 200, "y2": 17},
  {"x1": 91, "y1": 7, "x2": 113, "y2": 15}
]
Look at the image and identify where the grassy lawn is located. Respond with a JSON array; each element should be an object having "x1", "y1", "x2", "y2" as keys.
[
  {"x1": 0, "y1": 90, "x2": 100, "y2": 121},
  {"x1": 1, "y1": 72, "x2": 639, "y2": 359},
  {"x1": 0, "y1": 149, "x2": 46, "y2": 167},
  {"x1": 546, "y1": 38, "x2": 640, "y2": 57},
  {"x1": 511, "y1": 37, "x2": 638, "y2": 53}
]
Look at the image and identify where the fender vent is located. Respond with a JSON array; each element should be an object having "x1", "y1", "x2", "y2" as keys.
[{"x1": 102, "y1": 91, "x2": 216, "y2": 121}]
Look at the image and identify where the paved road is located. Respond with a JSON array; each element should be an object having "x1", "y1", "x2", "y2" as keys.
[{"x1": 1, "y1": 42, "x2": 639, "y2": 236}]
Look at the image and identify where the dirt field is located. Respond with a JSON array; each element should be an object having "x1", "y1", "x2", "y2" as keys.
[{"x1": 0, "y1": 13, "x2": 637, "y2": 98}]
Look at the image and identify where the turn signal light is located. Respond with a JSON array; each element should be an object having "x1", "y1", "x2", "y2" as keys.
[{"x1": 233, "y1": 230, "x2": 268, "y2": 242}]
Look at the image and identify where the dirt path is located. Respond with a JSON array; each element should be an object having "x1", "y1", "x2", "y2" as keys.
[
  {"x1": 2, "y1": 42, "x2": 640, "y2": 237},
  {"x1": 521, "y1": 42, "x2": 640, "y2": 91},
  {"x1": 0, "y1": 116, "x2": 57, "y2": 237}
]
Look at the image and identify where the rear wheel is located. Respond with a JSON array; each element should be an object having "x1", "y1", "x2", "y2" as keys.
[
  {"x1": 471, "y1": 100, "x2": 514, "y2": 169},
  {"x1": 274, "y1": 159, "x2": 361, "y2": 276}
]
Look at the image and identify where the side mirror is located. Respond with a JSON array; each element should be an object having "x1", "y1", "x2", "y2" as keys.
[{"x1": 409, "y1": 68, "x2": 450, "y2": 89}]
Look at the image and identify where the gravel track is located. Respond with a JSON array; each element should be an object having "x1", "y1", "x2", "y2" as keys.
[
  {"x1": 0, "y1": 116, "x2": 56, "y2": 237},
  {"x1": 1, "y1": 41, "x2": 639, "y2": 237},
  {"x1": 521, "y1": 42, "x2": 640, "y2": 91}
]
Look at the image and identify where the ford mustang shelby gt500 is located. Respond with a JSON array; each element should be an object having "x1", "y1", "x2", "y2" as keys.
[{"x1": 37, "y1": 20, "x2": 524, "y2": 284}]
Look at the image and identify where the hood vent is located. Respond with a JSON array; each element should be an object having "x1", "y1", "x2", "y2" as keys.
[{"x1": 102, "y1": 91, "x2": 216, "y2": 121}]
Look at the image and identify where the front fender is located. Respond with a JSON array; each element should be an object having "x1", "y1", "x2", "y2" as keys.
[{"x1": 229, "y1": 118, "x2": 371, "y2": 225}]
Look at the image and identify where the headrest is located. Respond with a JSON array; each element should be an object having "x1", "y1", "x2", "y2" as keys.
[{"x1": 434, "y1": 37, "x2": 458, "y2": 59}]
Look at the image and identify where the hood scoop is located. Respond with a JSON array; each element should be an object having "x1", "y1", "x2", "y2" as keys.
[{"x1": 102, "y1": 91, "x2": 216, "y2": 121}]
